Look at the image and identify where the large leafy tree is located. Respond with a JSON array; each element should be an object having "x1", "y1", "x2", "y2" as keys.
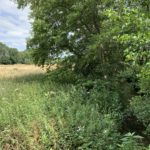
[
  {"x1": 14, "y1": 0, "x2": 150, "y2": 73},
  {"x1": 14, "y1": 0, "x2": 125, "y2": 77}
]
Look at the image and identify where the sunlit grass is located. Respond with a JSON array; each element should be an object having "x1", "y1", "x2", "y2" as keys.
[{"x1": 0, "y1": 64, "x2": 44, "y2": 79}]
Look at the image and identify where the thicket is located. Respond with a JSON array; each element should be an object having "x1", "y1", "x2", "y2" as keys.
[
  {"x1": 13, "y1": 0, "x2": 150, "y2": 149},
  {"x1": 0, "y1": 42, "x2": 32, "y2": 64}
]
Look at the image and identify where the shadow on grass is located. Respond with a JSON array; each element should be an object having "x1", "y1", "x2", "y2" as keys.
[{"x1": 12, "y1": 73, "x2": 47, "y2": 83}]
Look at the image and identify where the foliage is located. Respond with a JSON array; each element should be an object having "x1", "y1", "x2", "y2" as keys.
[
  {"x1": 47, "y1": 66, "x2": 79, "y2": 84},
  {"x1": 130, "y1": 63, "x2": 150, "y2": 136},
  {"x1": 14, "y1": 0, "x2": 150, "y2": 78},
  {"x1": 118, "y1": 133, "x2": 145, "y2": 150},
  {"x1": 0, "y1": 42, "x2": 32, "y2": 64},
  {"x1": 14, "y1": 0, "x2": 123, "y2": 77},
  {"x1": 42, "y1": 87, "x2": 120, "y2": 149},
  {"x1": 18, "y1": 50, "x2": 33, "y2": 64},
  {"x1": 0, "y1": 42, "x2": 18, "y2": 64}
]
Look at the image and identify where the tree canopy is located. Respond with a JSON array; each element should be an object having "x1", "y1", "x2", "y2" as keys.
[{"x1": 14, "y1": 0, "x2": 150, "y2": 76}]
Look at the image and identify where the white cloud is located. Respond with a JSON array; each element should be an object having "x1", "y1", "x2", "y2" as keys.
[{"x1": 0, "y1": 0, "x2": 31, "y2": 51}]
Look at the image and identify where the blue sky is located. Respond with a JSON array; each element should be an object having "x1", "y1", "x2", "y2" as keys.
[{"x1": 0, "y1": 0, "x2": 31, "y2": 51}]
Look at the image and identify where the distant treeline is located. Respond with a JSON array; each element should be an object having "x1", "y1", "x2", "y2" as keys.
[{"x1": 0, "y1": 42, "x2": 32, "y2": 64}]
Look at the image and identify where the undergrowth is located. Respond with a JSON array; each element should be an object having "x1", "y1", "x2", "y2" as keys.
[{"x1": 0, "y1": 73, "x2": 149, "y2": 149}]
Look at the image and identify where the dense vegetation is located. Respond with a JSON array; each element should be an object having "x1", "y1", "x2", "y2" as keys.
[
  {"x1": 0, "y1": 42, "x2": 32, "y2": 64},
  {"x1": 0, "y1": 72, "x2": 148, "y2": 150},
  {"x1": 1, "y1": 0, "x2": 148, "y2": 149}
]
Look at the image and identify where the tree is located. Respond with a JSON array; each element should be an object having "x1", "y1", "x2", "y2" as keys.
[
  {"x1": 14, "y1": 0, "x2": 125, "y2": 77},
  {"x1": 18, "y1": 50, "x2": 33, "y2": 64},
  {"x1": 0, "y1": 42, "x2": 32, "y2": 64},
  {"x1": 0, "y1": 42, "x2": 18, "y2": 64}
]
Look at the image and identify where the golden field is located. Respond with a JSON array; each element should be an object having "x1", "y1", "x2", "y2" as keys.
[{"x1": 0, "y1": 64, "x2": 44, "y2": 78}]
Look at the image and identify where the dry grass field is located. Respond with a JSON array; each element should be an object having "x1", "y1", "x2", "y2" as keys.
[{"x1": 0, "y1": 64, "x2": 44, "y2": 78}]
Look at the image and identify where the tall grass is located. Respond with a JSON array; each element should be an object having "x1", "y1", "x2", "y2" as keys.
[{"x1": 0, "y1": 73, "x2": 48, "y2": 148}]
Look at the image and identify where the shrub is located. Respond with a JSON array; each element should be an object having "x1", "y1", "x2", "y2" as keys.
[
  {"x1": 118, "y1": 133, "x2": 145, "y2": 150},
  {"x1": 40, "y1": 87, "x2": 120, "y2": 149},
  {"x1": 130, "y1": 63, "x2": 150, "y2": 136},
  {"x1": 47, "y1": 66, "x2": 80, "y2": 84}
]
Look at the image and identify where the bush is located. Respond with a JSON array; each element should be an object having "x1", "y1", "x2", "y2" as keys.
[
  {"x1": 47, "y1": 66, "x2": 80, "y2": 84},
  {"x1": 130, "y1": 63, "x2": 150, "y2": 136},
  {"x1": 86, "y1": 79, "x2": 121, "y2": 113},
  {"x1": 40, "y1": 87, "x2": 120, "y2": 149},
  {"x1": 118, "y1": 133, "x2": 145, "y2": 150}
]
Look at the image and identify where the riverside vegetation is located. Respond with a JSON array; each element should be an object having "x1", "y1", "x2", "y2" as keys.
[{"x1": 0, "y1": 0, "x2": 150, "y2": 149}]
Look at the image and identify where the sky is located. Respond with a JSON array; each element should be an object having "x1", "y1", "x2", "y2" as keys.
[{"x1": 0, "y1": 0, "x2": 31, "y2": 51}]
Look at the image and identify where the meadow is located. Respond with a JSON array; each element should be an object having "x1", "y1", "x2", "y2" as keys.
[
  {"x1": 0, "y1": 65, "x2": 149, "y2": 150},
  {"x1": 0, "y1": 65, "x2": 67, "y2": 149},
  {"x1": 0, "y1": 65, "x2": 102, "y2": 150},
  {"x1": 0, "y1": 65, "x2": 48, "y2": 149}
]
